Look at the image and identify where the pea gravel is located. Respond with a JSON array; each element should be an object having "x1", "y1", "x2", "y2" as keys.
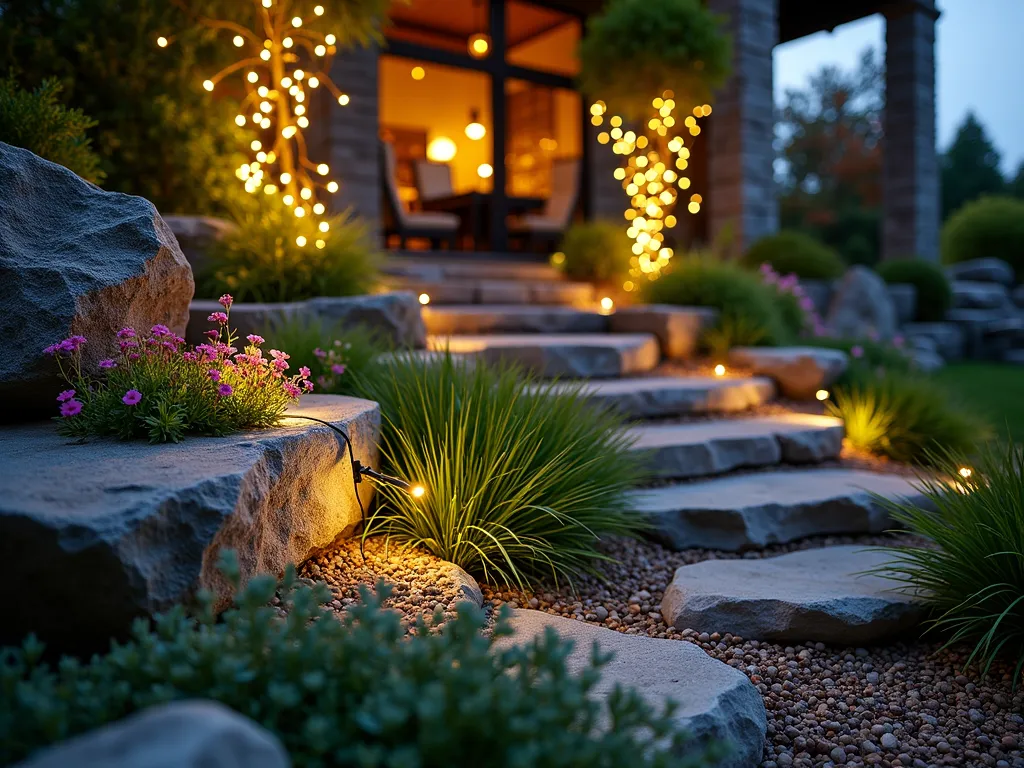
[{"x1": 483, "y1": 535, "x2": 1024, "y2": 768}]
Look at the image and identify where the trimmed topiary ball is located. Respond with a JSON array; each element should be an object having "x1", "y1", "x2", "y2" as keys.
[
  {"x1": 876, "y1": 258, "x2": 952, "y2": 322},
  {"x1": 942, "y1": 196, "x2": 1024, "y2": 282},
  {"x1": 742, "y1": 230, "x2": 846, "y2": 280}
]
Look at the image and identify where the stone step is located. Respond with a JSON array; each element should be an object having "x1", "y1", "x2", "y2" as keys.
[
  {"x1": 428, "y1": 333, "x2": 659, "y2": 379},
  {"x1": 628, "y1": 414, "x2": 844, "y2": 480},
  {"x1": 494, "y1": 610, "x2": 767, "y2": 767},
  {"x1": 387, "y1": 277, "x2": 595, "y2": 306},
  {"x1": 540, "y1": 375, "x2": 777, "y2": 419},
  {"x1": 661, "y1": 546, "x2": 924, "y2": 644},
  {"x1": 629, "y1": 468, "x2": 926, "y2": 551},
  {"x1": 423, "y1": 304, "x2": 608, "y2": 335},
  {"x1": 383, "y1": 256, "x2": 562, "y2": 282}
]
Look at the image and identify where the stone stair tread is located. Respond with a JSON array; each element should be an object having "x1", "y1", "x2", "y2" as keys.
[
  {"x1": 493, "y1": 610, "x2": 766, "y2": 767},
  {"x1": 630, "y1": 468, "x2": 925, "y2": 551},
  {"x1": 661, "y1": 546, "x2": 925, "y2": 644},
  {"x1": 428, "y1": 333, "x2": 660, "y2": 379},
  {"x1": 628, "y1": 414, "x2": 844, "y2": 479},
  {"x1": 540, "y1": 375, "x2": 777, "y2": 418},
  {"x1": 387, "y1": 276, "x2": 594, "y2": 306},
  {"x1": 423, "y1": 304, "x2": 608, "y2": 334}
]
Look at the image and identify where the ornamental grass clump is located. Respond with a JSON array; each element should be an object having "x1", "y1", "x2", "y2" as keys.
[
  {"x1": 45, "y1": 295, "x2": 312, "y2": 443},
  {"x1": 349, "y1": 355, "x2": 644, "y2": 588},
  {"x1": 0, "y1": 550, "x2": 717, "y2": 768},
  {"x1": 878, "y1": 444, "x2": 1024, "y2": 685}
]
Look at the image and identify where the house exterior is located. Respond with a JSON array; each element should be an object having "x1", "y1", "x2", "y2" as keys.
[{"x1": 321, "y1": 0, "x2": 940, "y2": 261}]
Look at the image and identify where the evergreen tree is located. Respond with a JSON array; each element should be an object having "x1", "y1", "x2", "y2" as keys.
[{"x1": 941, "y1": 112, "x2": 1005, "y2": 220}]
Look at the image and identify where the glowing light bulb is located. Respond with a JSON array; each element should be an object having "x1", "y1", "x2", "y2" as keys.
[
  {"x1": 260, "y1": 50, "x2": 271, "y2": 61},
  {"x1": 235, "y1": 115, "x2": 246, "y2": 127},
  {"x1": 315, "y1": 44, "x2": 326, "y2": 56},
  {"x1": 319, "y1": 221, "x2": 329, "y2": 232},
  {"x1": 157, "y1": 36, "x2": 168, "y2": 48},
  {"x1": 280, "y1": 172, "x2": 292, "y2": 184},
  {"x1": 233, "y1": 35, "x2": 244, "y2": 47},
  {"x1": 202, "y1": 79, "x2": 214, "y2": 91},
  {"x1": 315, "y1": 239, "x2": 326, "y2": 249},
  {"x1": 283, "y1": 37, "x2": 293, "y2": 48},
  {"x1": 550, "y1": 252, "x2": 566, "y2": 266},
  {"x1": 294, "y1": 69, "x2": 304, "y2": 80},
  {"x1": 410, "y1": 484, "x2": 426, "y2": 498},
  {"x1": 959, "y1": 467, "x2": 973, "y2": 479},
  {"x1": 317, "y1": 163, "x2": 329, "y2": 175},
  {"x1": 326, "y1": 181, "x2": 339, "y2": 193},
  {"x1": 337, "y1": 94, "x2": 350, "y2": 106},
  {"x1": 314, "y1": 5, "x2": 324, "y2": 14},
  {"x1": 411, "y1": 66, "x2": 425, "y2": 80},
  {"x1": 291, "y1": 16, "x2": 302, "y2": 26},
  {"x1": 600, "y1": 297, "x2": 614, "y2": 314},
  {"x1": 465, "y1": 121, "x2": 486, "y2": 141},
  {"x1": 250, "y1": 140, "x2": 262, "y2": 151},
  {"x1": 468, "y1": 33, "x2": 490, "y2": 58},
  {"x1": 426, "y1": 137, "x2": 457, "y2": 162},
  {"x1": 477, "y1": 163, "x2": 493, "y2": 179},
  {"x1": 296, "y1": 235, "x2": 307, "y2": 246},
  {"x1": 418, "y1": 293, "x2": 430, "y2": 305},
  {"x1": 247, "y1": 71, "x2": 259, "y2": 83},
  {"x1": 816, "y1": 390, "x2": 830, "y2": 401},
  {"x1": 714, "y1": 364, "x2": 726, "y2": 377},
  {"x1": 262, "y1": 0, "x2": 271, "y2": 7},
  {"x1": 325, "y1": 34, "x2": 336, "y2": 45},
  {"x1": 300, "y1": 187, "x2": 312, "y2": 200},
  {"x1": 313, "y1": 203, "x2": 325, "y2": 215},
  {"x1": 294, "y1": 207, "x2": 305, "y2": 218},
  {"x1": 260, "y1": 118, "x2": 271, "y2": 129},
  {"x1": 283, "y1": 194, "x2": 294, "y2": 205}
]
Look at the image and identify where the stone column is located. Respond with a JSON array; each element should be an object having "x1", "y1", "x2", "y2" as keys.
[
  {"x1": 326, "y1": 45, "x2": 383, "y2": 244},
  {"x1": 706, "y1": 0, "x2": 779, "y2": 255},
  {"x1": 883, "y1": 0, "x2": 940, "y2": 262},
  {"x1": 586, "y1": 123, "x2": 625, "y2": 222}
]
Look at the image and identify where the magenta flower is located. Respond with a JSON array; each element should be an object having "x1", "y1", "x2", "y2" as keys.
[
  {"x1": 98, "y1": 359, "x2": 117, "y2": 369},
  {"x1": 204, "y1": 329, "x2": 220, "y2": 341},
  {"x1": 283, "y1": 383, "x2": 301, "y2": 398},
  {"x1": 150, "y1": 324, "x2": 171, "y2": 337},
  {"x1": 331, "y1": 363, "x2": 346, "y2": 375},
  {"x1": 273, "y1": 358, "x2": 289, "y2": 372},
  {"x1": 799, "y1": 296, "x2": 814, "y2": 311},
  {"x1": 850, "y1": 345, "x2": 864, "y2": 359},
  {"x1": 208, "y1": 369, "x2": 221, "y2": 383},
  {"x1": 122, "y1": 389, "x2": 142, "y2": 406},
  {"x1": 218, "y1": 294, "x2": 233, "y2": 309},
  {"x1": 302, "y1": 380, "x2": 314, "y2": 392},
  {"x1": 892, "y1": 335, "x2": 905, "y2": 348},
  {"x1": 299, "y1": 366, "x2": 311, "y2": 378},
  {"x1": 60, "y1": 399, "x2": 83, "y2": 417},
  {"x1": 218, "y1": 384, "x2": 234, "y2": 397},
  {"x1": 56, "y1": 389, "x2": 76, "y2": 402},
  {"x1": 116, "y1": 328, "x2": 136, "y2": 340},
  {"x1": 246, "y1": 334, "x2": 264, "y2": 345},
  {"x1": 208, "y1": 312, "x2": 229, "y2": 324},
  {"x1": 313, "y1": 348, "x2": 326, "y2": 359},
  {"x1": 128, "y1": 353, "x2": 140, "y2": 361}
]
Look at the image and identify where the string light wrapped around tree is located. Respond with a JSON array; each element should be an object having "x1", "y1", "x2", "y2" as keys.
[
  {"x1": 160, "y1": 0, "x2": 388, "y2": 248},
  {"x1": 578, "y1": 0, "x2": 732, "y2": 289}
]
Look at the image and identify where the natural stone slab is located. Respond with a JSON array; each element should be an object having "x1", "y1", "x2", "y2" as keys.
[
  {"x1": 728, "y1": 346, "x2": 848, "y2": 400},
  {"x1": 423, "y1": 304, "x2": 608, "y2": 335},
  {"x1": 0, "y1": 395, "x2": 380, "y2": 654},
  {"x1": 164, "y1": 214, "x2": 235, "y2": 276},
  {"x1": 478, "y1": 279, "x2": 531, "y2": 304},
  {"x1": 16, "y1": 700, "x2": 288, "y2": 768},
  {"x1": 496, "y1": 611, "x2": 766, "y2": 768},
  {"x1": 629, "y1": 414, "x2": 844, "y2": 480},
  {"x1": 529, "y1": 281, "x2": 595, "y2": 306},
  {"x1": 429, "y1": 333, "x2": 660, "y2": 378},
  {"x1": 386, "y1": 278, "x2": 477, "y2": 304},
  {"x1": 952, "y1": 280, "x2": 1011, "y2": 310},
  {"x1": 541, "y1": 376, "x2": 777, "y2": 418},
  {"x1": 946, "y1": 258, "x2": 1015, "y2": 286},
  {"x1": 610, "y1": 305, "x2": 718, "y2": 360},
  {"x1": 186, "y1": 300, "x2": 304, "y2": 345},
  {"x1": 662, "y1": 546, "x2": 925, "y2": 644},
  {"x1": 384, "y1": 256, "x2": 560, "y2": 282},
  {"x1": 630, "y1": 469, "x2": 925, "y2": 551},
  {"x1": 0, "y1": 142, "x2": 194, "y2": 421},
  {"x1": 902, "y1": 322, "x2": 966, "y2": 361},
  {"x1": 826, "y1": 266, "x2": 896, "y2": 340},
  {"x1": 306, "y1": 292, "x2": 427, "y2": 349}
]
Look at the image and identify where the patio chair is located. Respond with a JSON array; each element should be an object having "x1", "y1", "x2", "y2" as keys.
[
  {"x1": 507, "y1": 157, "x2": 581, "y2": 252},
  {"x1": 413, "y1": 159, "x2": 455, "y2": 202},
  {"x1": 381, "y1": 142, "x2": 459, "y2": 250}
]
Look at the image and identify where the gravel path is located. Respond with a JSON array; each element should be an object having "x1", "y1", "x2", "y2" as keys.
[
  {"x1": 483, "y1": 535, "x2": 1024, "y2": 768},
  {"x1": 295, "y1": 537, "x2": 475, "y2": 632}
]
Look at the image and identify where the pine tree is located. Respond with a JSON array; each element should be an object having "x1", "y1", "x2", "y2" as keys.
[{"x1": 941, "y1": 112, "x2": 1005, "y2": 220}]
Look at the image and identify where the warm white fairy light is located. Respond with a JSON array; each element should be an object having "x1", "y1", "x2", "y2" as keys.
[
  {"x1": 159, "y1": 0, "x2": 351, "y2": 245},
  {"x1": 591, "y1": 96, "x2": 712, "y2": 288}
]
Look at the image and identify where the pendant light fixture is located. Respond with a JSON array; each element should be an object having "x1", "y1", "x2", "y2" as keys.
[
  {"x1": 465, "y1": 108, "x2": 486, "y2": 141},
  {"x1": 468, "y1": 0, "x2": 491, "y2": 58}
]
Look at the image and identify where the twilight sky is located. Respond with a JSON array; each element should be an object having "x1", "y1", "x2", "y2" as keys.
[{"x1": 774, "y1": 0, "x2": 1024, "y2": 175}]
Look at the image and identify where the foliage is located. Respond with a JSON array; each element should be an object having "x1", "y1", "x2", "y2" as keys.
[
  {"x1": 645, "y1": 256, "x2": 794, "y2": 347},
  {"x1": 348, "y1": 355, "x2": 644, "y2": 589},
  {"x1": 197, "y1": 197, "x2": 379, "y2": 303},
  {"x1": 0, "y1": 551, "x2": 718, "y2": 768},
  {"x1": 578, "y1": 0, "x2": 731, "y2": 123},
  {"x1": 875, "y1": 258, "x2": 952, "y2": 322},
  {"x1": 553, "y1": 221, "x2": 634, "y2": 285},
  {"x1": 263, "y1": 314, "x2": 391, "y2": 397},
  {"x1": 878, "y1": 444, "x2": 1024, "y2": 685},
  {"x1": 0, "y1": 76, "x2": 103, "y2": 183},
  {"x1": 701, "y1": 315, "x2": 767, "y2": 360},
  {"x1": 935, "y1": 363, "x2": 1024, "y2": 445},
  {"x1": 941, "y1": 196, "x2": 1024, "y2": 282},
  {"x1": 827, "y1": 372, "x2": 990, "y2": 464},
  {"x1": 44, "y1": 297, "x2": 312, "y2": 443},
  {"x1": 941, "y1": 112, "x2": 1006, "y2": 220},
  {"x1": 806, "y1": 335, "x2": 912, "y2": 386},
  {"x1": 743, "y1": 230, "x2": 845, "y2": 280}
]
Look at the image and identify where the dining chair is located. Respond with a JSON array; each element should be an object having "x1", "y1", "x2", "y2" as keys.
[
  {"x1": 380, "y1": 143, "x2": 459, "y2": 250},
  {"x1": 507, "y1": 157, "x2": 581, "y2": 252},
  {"x1": 413, "y1": 160, "x2": 455, "y2": 202}
]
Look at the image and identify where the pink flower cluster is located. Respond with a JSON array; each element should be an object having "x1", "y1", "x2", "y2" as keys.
[{"x1": 759, "y1": 263, "x2": 828, "y2": 337}]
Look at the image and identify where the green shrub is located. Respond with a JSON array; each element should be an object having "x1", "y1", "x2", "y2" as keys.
[
  {"x1": 742, "y1": 230, "x2": 846, "y2": 280},
  {"x1": 827, "y1": 373, "x2": 990, "y2": 464},
  {"x1": 644, "y1": 256, "x2": 793, "y2": 347},
  {"x1": 0, "y1": 551, "x2": 716, "y2": 767},
  {"x1": 197, "y1": 198, "x2": 379, "y2": 303},
  {"x1": 879, "y1": 444, "x2": 1024, "y2": 683},
  {"x1": 553, "y1": 221, "x2": 633, "y2": 284},
  {"x1": 348, "y1": 355, "x2": 643, "y2": 588},
  {"x1": 0, "y1": 77, "x2": 103, "y2": 182},
  {"x1": 807, "y1": 336, "x2": 913, "y2": 385},
  {"x1": 263, "y1": 314, "x2": 391, "y2": 397},
  {"x1": 942, "y1": 196, "x2": 1024, "y2": 281},
  {"x1": 578, "y1": 0, "x2": 731, "y2": 122},
  {"x1": 876, "y1": 258, "x2": 952, "y2": 322}
]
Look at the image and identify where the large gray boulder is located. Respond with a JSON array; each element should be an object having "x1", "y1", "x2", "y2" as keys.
[
  {"x1": 799, "y1": 279, "x2": 834, "y2": 317},
  {"x1": 0, "y1": 142, "x2": 194, "y2": 421},
  {"x1": 306, "y1": 292, "x2": 427, "y2": 349},
  {"x1": 16, "y1": 701, "x2": 289, "y2": 768},
  {"x1": 727, "y1": 346, "x2": 848, "y2": 400},
  {"x1": 662, "y1": 546, "x2": 924, "y2": 644},
  {"x1": 163, "y1": 215, "x2": 236, "y2": 276},
  {"x1": 951, "y1": 280, "x2": 1011, "y2": 310},
  {"x1": 497, "y1": 611, "x2": 767, "y2": 768},
  {"x1": 1013, "y1": 285, "x2": 1024, "y2": 309},
  {"x1": 0, "y1": 395, "x2": 379, "y2": 654},
  {"x1": 901, "y1": 321, "x2": 966, "y2": 361},
  {"x1": 886, "y1": 283, "x2": 917, "y2": 325},
  {"x1": 946, "y1": 258, "x2": 1015, "y2": 286},
  {"x1": 186, "y1": 300, "x2": 305, "y2": 346},
  {"x1": 826, "y1": 266, "x2": 897, "y2": 340}
]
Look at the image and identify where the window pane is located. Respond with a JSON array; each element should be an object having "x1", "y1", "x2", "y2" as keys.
[
  {"x1": 506, "y1": 1, "x2": 581, "y2": 76},
  {"x1": 506, "y1": 79, "x2": 581, "y2": 197}
]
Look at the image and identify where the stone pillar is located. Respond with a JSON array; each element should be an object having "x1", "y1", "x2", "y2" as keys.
[
  {"x1": 586, "y1": 122, "x2": 625, "y2": 222},
  {"x1": 706, "y1": 0, "x2": 779, "y2": 255},
  {"x1": 883, "y1": 0, "x2": 940, "y2": 261},
  {"x1": 326, "y1": 45, "x2": 382, "y2": 244}
]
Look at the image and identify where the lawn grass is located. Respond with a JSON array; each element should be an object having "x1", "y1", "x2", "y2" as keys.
[{"x1": 933, "y1": 363, "x2": 1024, "y2": 444}]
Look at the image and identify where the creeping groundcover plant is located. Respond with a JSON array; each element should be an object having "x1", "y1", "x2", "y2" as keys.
[{"x1": 44, "y1": 295, "x2": 313, "y2": 443}]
